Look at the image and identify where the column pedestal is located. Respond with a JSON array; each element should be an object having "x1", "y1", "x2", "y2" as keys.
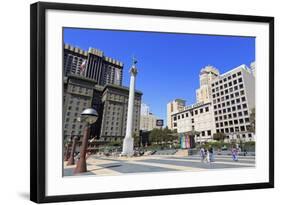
[{"x1": 121, "y1": 137, "x2": 134, "y2": 157}]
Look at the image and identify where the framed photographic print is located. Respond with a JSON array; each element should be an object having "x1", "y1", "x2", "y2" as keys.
[{"x1": 30, "y1": 1, "x2": 274, "y2": 203}]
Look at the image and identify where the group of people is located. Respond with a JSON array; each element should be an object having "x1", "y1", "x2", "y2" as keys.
[
  {"x1": 199, "y1": 146, "x2": 241, "y2": 163},
  {"x1": 199, "y1": 147, "x2": 214, "y2": 163}
]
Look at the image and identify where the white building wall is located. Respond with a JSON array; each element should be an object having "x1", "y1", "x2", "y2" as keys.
[
  {"x1": 242, "y1": 68, "x2": 255, "y2": 110},
  {"x1": 172, "y1": 103, "x2": 216, "y2": 142},
  {"x1": 167, "y1": 99, "x2": 186, "y2": 129},
  {"x1": 211, "y1": 64, "x2": 255, "y2": 142}
]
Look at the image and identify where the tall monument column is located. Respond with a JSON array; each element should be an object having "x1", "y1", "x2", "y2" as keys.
[{"x1": 122, "y1": 58, "x2": 138, "y2": 156}]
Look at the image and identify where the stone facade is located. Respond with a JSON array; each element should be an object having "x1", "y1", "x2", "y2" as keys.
[
  {"x1": 100, "y1": 84, "x2": 142, "y2": 142},
  {"x1": 63, "y1": 75, "x2": 142, "y2": 143},
  {"x1": 63, "y1": 75, "x2": 96, "y2": 139},
  {"x1": 64, "y1": 44, "x2": 123, "y2": 86}
]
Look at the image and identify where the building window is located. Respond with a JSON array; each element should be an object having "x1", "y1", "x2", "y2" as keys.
[
  {"x1": 173, "y1": 116, "x2": 177, "y2": 121},
  {"x1": 185, "y1": 113, "x2": 188, "y2": 117},
  {"x1": 191, "y1": 118, "x2": 194, "y2": 123},
  {"x1": 205, "y1": 107, "x2": 209, "y2": 112},
  {"x1": 200, "y1": 108, "x2": 203, "y2": 113},
  {"x1": 182, "y1": 114, "x2": 184, "y2": 118},
  {"x1": 195, "y1": 110, "x2": 198, "y2": 115},
  {"x1": 173, "y1": 123, "x2": 177, "y2": 127},
  {"x1": 207, "y1": 130, "x2": 211, "y2": 136},
  {"x1": 201, "y1": 131, "x2": 205, "y2": 136},
  {"x1": 178, "y1": 115, "x2": 180, "y2": 120}
]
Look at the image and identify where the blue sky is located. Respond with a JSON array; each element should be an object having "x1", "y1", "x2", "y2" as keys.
[{"x1": 64, "y1": 28, "x2": 255, "y2": 125}]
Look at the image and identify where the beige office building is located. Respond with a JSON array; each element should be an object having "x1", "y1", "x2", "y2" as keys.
[
  {"x1": 171, "y1": 102, "x2": 216, "y2": 142},
  {"x1": 196, "y1": 65, "x2": 220, "y2": 103},
  {"x1": 211, "y1": 64, "x2": 255, "y2": 141},
  {"x1": 140, "y1": 103, "x2": 161, "y2": 131},
  {"x1": 167, "y1": 99, "x2": 186, "y2": 129},
  {"x1": 167, "y1": 63, "x2": 255, "y2": 143}
]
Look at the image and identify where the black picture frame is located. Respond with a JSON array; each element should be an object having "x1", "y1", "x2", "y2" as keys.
[{"x1": 30, "y1": 1, "x2": 274, "y2": 203}]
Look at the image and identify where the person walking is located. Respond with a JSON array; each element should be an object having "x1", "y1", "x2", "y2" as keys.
[
  {"x1": 200, "y1": 147, "x2": 205, "y2": 162},
  {"x1": 205, "y1": 148, "x2": 210, "y2": 163},
  {"x1": 232, "y1": 147, "x2": 238, "y2": 161},
  {"x1": 204, "y1": 147, "x2": 208, "y2": 163},
  {"x1": 208, "y1": 146, "x2": 214, "y2": 162}
]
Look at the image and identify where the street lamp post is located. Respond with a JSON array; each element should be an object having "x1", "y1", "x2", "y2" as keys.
[
  {"x1": 66, "y1": 136, "x2": 78, "y2": 165},
  {"x1": 74, "y1": 108, "x2": 98, "y2": 174}
]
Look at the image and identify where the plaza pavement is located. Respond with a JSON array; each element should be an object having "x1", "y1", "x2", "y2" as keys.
[{"x1": 64, "y1": 154, "x2": 255, "y2": 177}]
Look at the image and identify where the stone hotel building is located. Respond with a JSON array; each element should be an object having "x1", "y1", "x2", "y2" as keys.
[{"x1": 63, "y1": 44, "x2": 142, "y2": 144}]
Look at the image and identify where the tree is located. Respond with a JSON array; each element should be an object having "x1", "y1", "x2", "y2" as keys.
[
  {"x1": 248, "y1": 108, "x2": 255, "y2": 133},
  {"x1": 213, "y1": 132, "x2": 227, "y2": 142},
  {"x1": 148, "y1": 128, "x2": 176, "y2": 146},
  {"x1": 149, "y1": 128, "x2": 162, "y2": 144},
  {"x1": 133, "y1": 132, "x2": 140, "y2": 147}
]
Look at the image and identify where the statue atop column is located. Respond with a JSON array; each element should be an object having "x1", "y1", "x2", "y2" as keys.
[{"x1": 121, "y1": 56, "x2": 138, "y2": 156}]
